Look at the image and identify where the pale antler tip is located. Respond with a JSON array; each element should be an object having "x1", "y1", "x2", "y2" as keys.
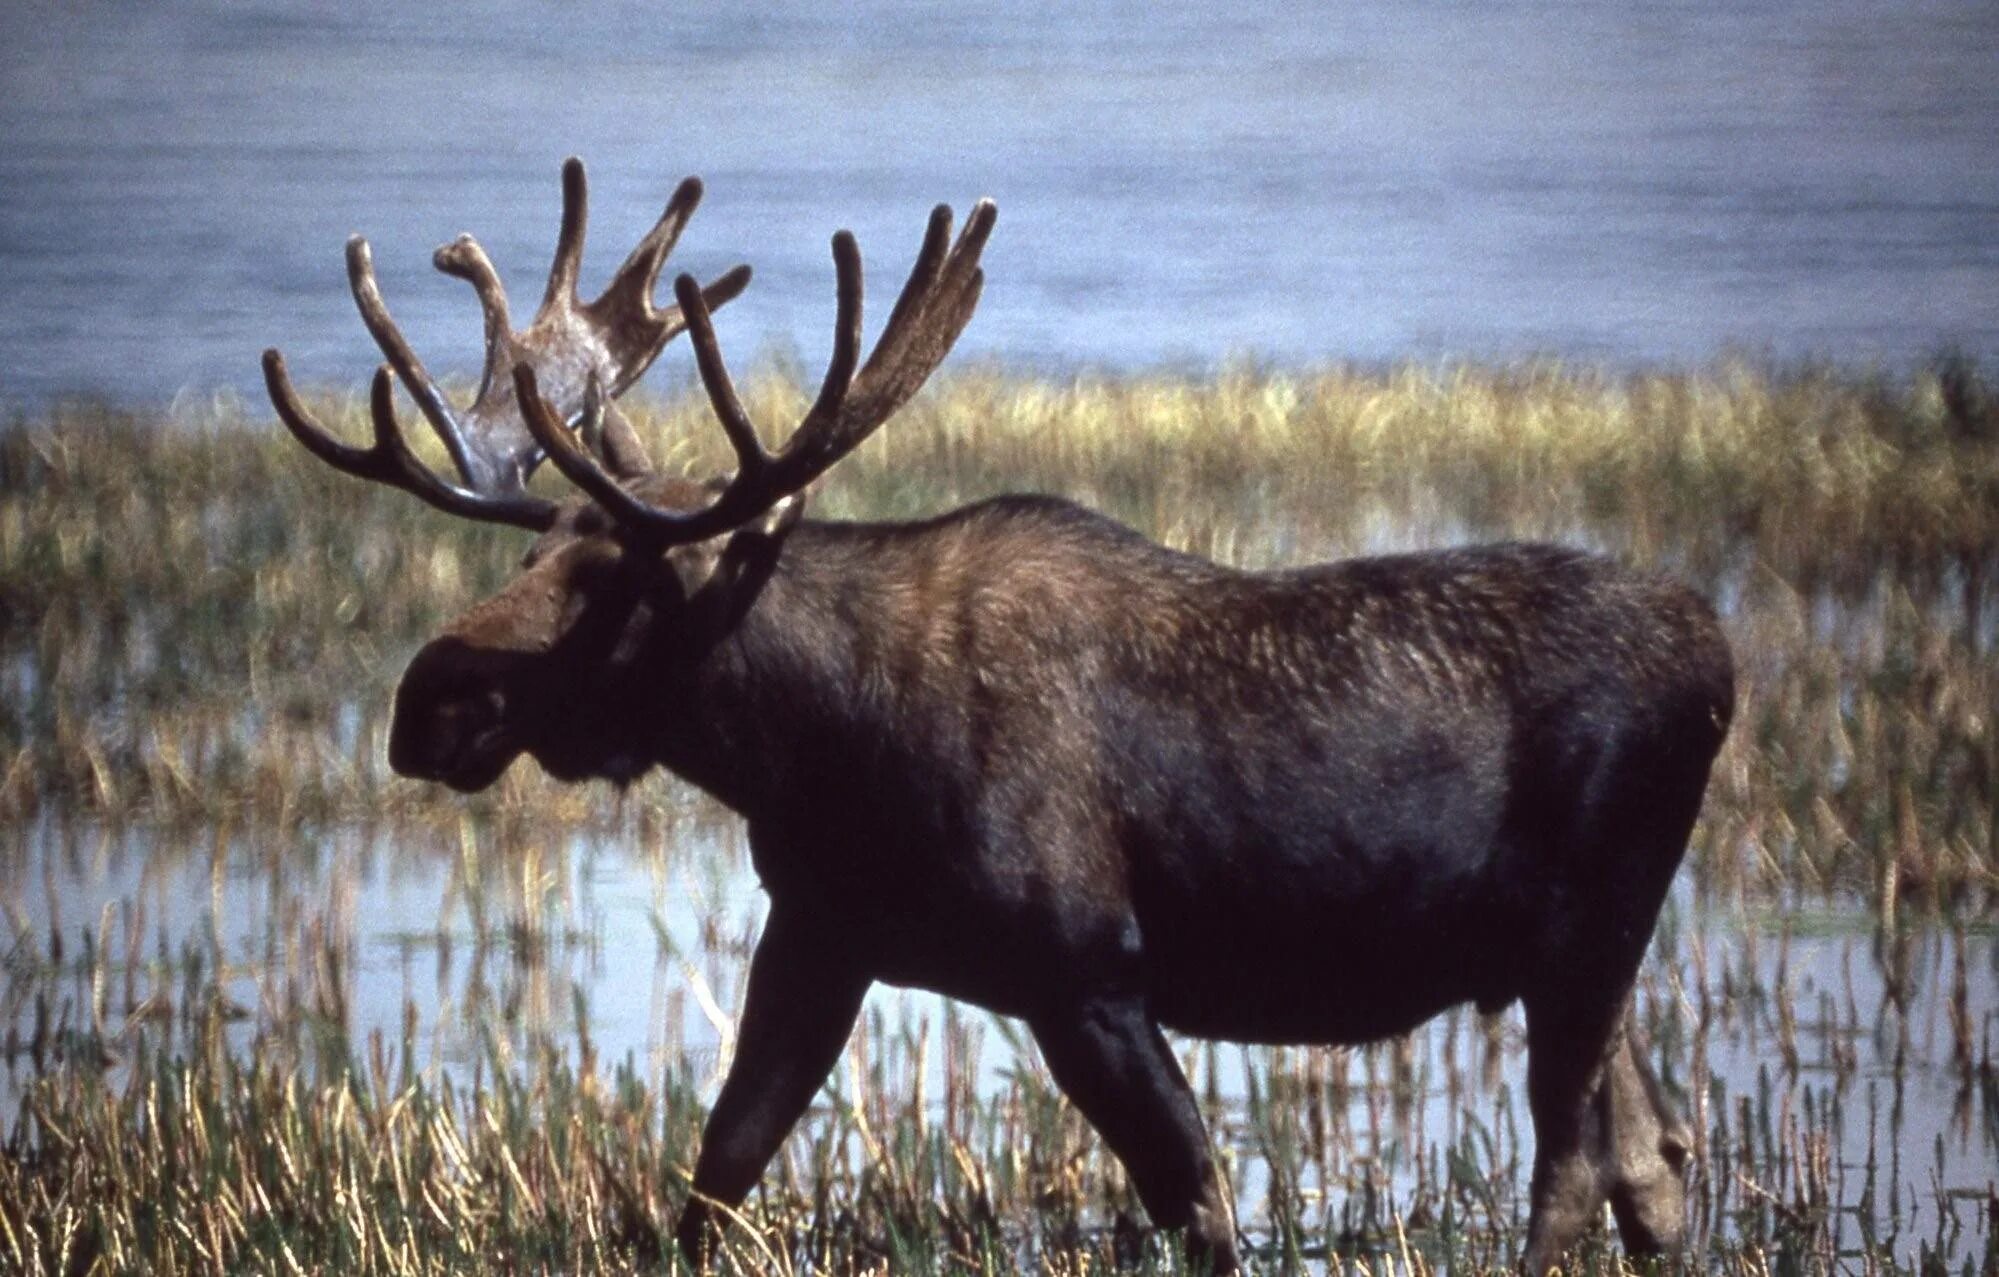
[{"x1": 431, "y1": 233, "x2": 478, "y2": 273}]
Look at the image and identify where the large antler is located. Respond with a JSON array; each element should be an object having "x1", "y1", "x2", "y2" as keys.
[
  {"x1": 518, "y1": 198, "x2": 996, "y2": 547},
  {"x1": 264, "y1": 157, "x2": 751, "y2": 513}
]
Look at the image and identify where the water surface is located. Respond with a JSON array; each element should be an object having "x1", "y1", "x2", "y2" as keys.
[{"x1": 2, "y1": 1, "x2": 1996, "y2": 406}]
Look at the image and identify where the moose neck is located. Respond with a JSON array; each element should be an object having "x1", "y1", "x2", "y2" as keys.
[{"x1": 649, "y1": 522, "x2": 921, "y2": 821}]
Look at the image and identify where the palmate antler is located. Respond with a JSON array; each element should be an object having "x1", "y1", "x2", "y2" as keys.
[
  {"x1": 517, "y1": 198, "x2": 997, "y2": 546},
  {"x1": 263, "y1": 157, "x2": 750, "y2": 520},
  {"x1": 267, "y1": 163, "x2": 994, "y2": 545}
]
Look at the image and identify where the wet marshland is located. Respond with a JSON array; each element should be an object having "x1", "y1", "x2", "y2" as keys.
[{"x1": 1, "y1": 363, "x2": 1994, "y2": 1272}]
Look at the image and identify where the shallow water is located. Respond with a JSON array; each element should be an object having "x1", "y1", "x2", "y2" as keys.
[
  {"x1": 7, "y1": 808, "x2": 1993, "y2": 1265},
  {"x1": 2, "y1": 0, "x2": 1997, "y2": 406}
]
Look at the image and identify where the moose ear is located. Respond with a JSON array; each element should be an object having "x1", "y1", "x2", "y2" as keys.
[{"x1": 596, "y1": 400, "x2": 656, "y2": 481}]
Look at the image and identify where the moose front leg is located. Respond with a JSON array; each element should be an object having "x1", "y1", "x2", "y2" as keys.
[
  {"x1": 676, "y1": 909, "x2": 869, "y2": 1267},
  {"x1": 1031, "y1": 997, "x2": 1241, "y2": 1273}
]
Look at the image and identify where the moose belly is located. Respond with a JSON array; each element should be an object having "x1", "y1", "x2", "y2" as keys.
[
  {"x1": 854, "y1": 807, "x2": 1532, "y2": 1045},
  {"x1": 1125, "y1": 755, "x2": 1532, "y2": 1045},
  {"x1": 1141, "y1": 893, "x2": 1525, "y2": 1045}
]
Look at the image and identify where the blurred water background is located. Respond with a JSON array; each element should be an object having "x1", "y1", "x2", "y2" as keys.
[{"x1": 2, "y1": 0, "x2": 1997, "y2": 407}]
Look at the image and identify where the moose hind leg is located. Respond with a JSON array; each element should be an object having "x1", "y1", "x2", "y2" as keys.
[
  {"x1": 1030, "y1": 997, "x2": 1240, "y2": 1273},
  {"x1": 1521, "y1": 715, "x2": 1713, "y2": 1272},
  {"x1": 1603, "y1": 1022, "x2": 1690, "y2": 1255},
  {"x1": 1519, "y1": 991, "x2": 1624, "y2": 1276}
]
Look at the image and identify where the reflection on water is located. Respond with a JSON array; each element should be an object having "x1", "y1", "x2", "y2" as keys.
[
  {"x1": 6, "y1": 806, "x2": 1993, "y2": 1265},
  {"x1": 1, "y1": 0, "x2": 1997, "y2": 404}
]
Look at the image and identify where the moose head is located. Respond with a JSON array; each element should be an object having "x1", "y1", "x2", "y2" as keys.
[{"x1": 263, "y1": 160, "x2": 995, "y2": 796}]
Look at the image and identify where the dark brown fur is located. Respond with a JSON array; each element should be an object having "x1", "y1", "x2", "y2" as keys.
[{"x1": 391, "y1": 480, "x2": 1733, "y2": 1272}]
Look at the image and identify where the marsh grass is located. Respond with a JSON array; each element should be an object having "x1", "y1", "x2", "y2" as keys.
[
  {"x1": 1, "y1": 829, "x2": 1990, "y2": 1275},
  {"x1": 2, "y1": 358, "x2": 1996, "y2": 1273}
]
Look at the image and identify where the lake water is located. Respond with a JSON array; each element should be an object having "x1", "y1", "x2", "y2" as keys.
[{"x1": 2, "y1": 0, "x2": 1997, "y2": 407}]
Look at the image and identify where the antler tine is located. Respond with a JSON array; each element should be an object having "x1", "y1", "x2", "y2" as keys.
[
  {"x1": 262, "y1": 350, "x2": 558, "y2": 531},
  {"x1": 562, "y1": 166, "x2": 755, "y2": 399},
  {"x1": 433, "y1": 233, "x2": 513, "y2": 403},
  {"x1": 346, "y1": 235, "x2": 485, "y2": 488},
  {"x1": 847, "y1": 199, "x2": 995, "y2": 425},
  {"x1": 519, "y1": 199, "x2": 994, "y2": 549},
  {"x1": 681, "y1": 263, "x2": 756, "y2": 332},
  {"x1": 798, "y1": 230, "x2": 866, "y2": 452},
  {"x1": 666, "y1": 229, "x2": 864, "y2": 482},
  {"x1": 264, "y1": 349, "x2": 381, "y2": 475},
  {"x1": 855, "y1": 203, "x2": 954, "y2": 389},
  {"x1": 542, "y1": 156, "x2": 589, "y2": 312},
  {"x1": 673, "y1": 272, "x2": 770, "y2": 475},
  {"x1": 600, "y1": 176, "x2": 704, "y2": 315},
  {"x1": 593, "y1": 260, "x2": 755, "y2": 399},
  {"x1": 867, "y1": 265, "x2": 984, "y2": 424}
]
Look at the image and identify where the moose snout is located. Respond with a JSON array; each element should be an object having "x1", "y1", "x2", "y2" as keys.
[
  {"x1": 387, "y1": 686, "x2": 501, "y2": 780},
  {"x1": 387, "y1": 643, "x2": 516, "y2": 789}
]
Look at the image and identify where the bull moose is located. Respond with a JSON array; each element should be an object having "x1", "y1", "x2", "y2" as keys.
[{"x1": 263, "y1": 159, "x2": 1733, "y2": 1274}]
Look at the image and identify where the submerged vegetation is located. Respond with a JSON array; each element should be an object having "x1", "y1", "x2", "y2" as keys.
[{"x1": 1, "y1": 359, "x2": 1995, "y2": 1272}]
